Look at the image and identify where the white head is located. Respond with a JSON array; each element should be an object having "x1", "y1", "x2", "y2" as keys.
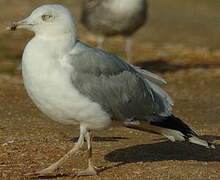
[{"x1": 8, "y1": 4, "x2": 77, "y2": 37}]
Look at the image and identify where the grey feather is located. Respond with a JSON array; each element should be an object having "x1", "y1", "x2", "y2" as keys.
[
  {"x1": 131, "y1": 65, "x2": 167, "y2": 84},
  {"x1": 70, "y1": 41, "x2": 173, "y2": 121},
  {"x1": 145, "y1": 79, "x2": 174, "y2": 116},
  {"x1": 81, "y1": 0, "x2": 147, "y2": 36}
]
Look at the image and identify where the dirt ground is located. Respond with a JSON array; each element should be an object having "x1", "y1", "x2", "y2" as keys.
[
  {"x1": 1, "y1": 0, "x2": 220, "y2": 180},
  {"x1": 1, "y1": 67, "x2": 220, "y2": 180}
]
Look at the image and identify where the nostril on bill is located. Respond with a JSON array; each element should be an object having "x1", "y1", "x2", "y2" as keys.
[{"x1": 6, "y1": 23, "x2": 17, "y2": 31}]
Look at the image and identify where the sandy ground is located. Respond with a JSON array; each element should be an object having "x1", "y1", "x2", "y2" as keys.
[
  {"x1": 0, "y1": 68, "x2": 220, "y2": 180},
  {"x1": 1, "y1": 0, "x2": 220, "y2": 179}
]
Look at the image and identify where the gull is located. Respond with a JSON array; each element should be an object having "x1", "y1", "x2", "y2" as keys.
[
  {"x1": 81, "y1": 0, "x2": 147, "y2": 62},
  {"x1": 7, "y1": 4, "x2": 214, "y2": 177}
]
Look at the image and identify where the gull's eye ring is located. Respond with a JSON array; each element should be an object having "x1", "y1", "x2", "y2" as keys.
[{"x1": 41, "y1": 15, "x2": 53, "y2": 21}]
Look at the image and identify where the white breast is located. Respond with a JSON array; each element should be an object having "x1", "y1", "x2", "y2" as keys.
[
  {"x1": 22, "y1": 37, "x2": 111, "y2": 130},
  {"x1": 104, "y1": 0, "x2": 143, "y2": 14}
]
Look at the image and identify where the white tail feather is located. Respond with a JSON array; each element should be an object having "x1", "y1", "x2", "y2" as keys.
[
  {"x1": 189, "y1": 136, "x2": 215, "y2": 149},
  {"x1": 125, "y1": 123, "x2": 215, "y2": 149}
]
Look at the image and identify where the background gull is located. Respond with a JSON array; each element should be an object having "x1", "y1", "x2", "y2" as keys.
[
  {"x1": 7, "y1": 4, "x2": 214, "y2": 177},
  {"x1": 81, "y1": 0, "x2": 147, "y2": 62}
]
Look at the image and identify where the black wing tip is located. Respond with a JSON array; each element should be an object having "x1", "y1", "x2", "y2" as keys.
[{"x1": 150, "y1": 115, "x2": 196, "y2": 137}]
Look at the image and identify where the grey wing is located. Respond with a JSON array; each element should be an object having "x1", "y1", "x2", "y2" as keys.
[
  {"x1": 131, "y1": 65, "x2": 167, "y2": 84},
  {"x1": 69, "y1": 42, "x2": 173, "y2": 121},
  {"x1": 82, "y1": 0, "x2": 102, "y2": 11}
]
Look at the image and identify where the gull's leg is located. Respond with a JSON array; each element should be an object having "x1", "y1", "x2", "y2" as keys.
[
  {"x1": 72, "y1": 131, "x2": 97, "y2": 176},
  {"x1": 125, "y1": 37, "x2": 133, "y2": 64},
  {"x1": 16, "y1": 63, "x2": 22, "y2": 70},
  {"x1": 24, "y1": 126, "x2": 87, "y2": 176},
  {"x1": 96, "y1": 35, "x2": 105, "y2": 49}
]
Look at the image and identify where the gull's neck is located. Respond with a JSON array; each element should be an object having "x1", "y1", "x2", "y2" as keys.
[
  {"x1": 32, "y1": 32, "x2": 77, "y2": 59},
  {"x1": 36, "y1": 31, "x2": 76, "y2": 43}
]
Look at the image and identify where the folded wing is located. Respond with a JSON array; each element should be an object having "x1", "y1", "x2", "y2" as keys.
[{"x1": 69, "y1": 41, "x2": 173, "y2": 121}]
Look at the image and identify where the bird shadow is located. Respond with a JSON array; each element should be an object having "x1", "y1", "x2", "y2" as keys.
[
  {"x1": 104, "y1": 135, "x2": 220, "y2": 164},
  {"x1": 134, "y1": 59, "x2": 219, "y2": 73},
  {"x1": 31, "y1": 174, "x2": 69, "y2": 179},
  {"x1": 70, "y1": 136, "x2": 128, "y2": 142},
  {"x1": 31, "y1": 135, "x2": 220, "y2": 179}
]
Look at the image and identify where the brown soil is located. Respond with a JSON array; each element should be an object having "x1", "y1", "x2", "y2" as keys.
[{"x1": 0, "y1": 68, "x2": 220, "y2": 180}]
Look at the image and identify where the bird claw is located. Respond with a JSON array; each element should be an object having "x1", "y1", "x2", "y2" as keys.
[
  {"x1": 70, "y1": 167, "x2": 97, "y2": 177},
  {"x1": 23, "y1": 168, "x2": 54, "y2": 177}
]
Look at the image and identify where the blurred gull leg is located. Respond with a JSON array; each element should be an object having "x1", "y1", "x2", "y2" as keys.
[
  {"x1": 96, "y1": 35, "x2": 105, "y2": 49},
  {"x1": 125, "y1": 37, "x2": 133, "y2": 63}
]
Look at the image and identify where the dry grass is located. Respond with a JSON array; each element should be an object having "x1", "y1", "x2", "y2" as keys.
[{"x1": 1, "y1": 0, "x2": 220, "y2": 73}]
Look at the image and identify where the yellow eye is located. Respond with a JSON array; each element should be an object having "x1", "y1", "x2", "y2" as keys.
[{"x1": 41, "y1": 15, "x2": 53, "y2": 21}]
